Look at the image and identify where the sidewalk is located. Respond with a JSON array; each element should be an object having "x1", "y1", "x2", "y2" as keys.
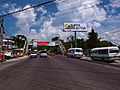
[
  {"x1": 81, "y1": 56, "x2": 92, "y2": 60},
  {"x1": 6, "y1": 56, "x2": 28, "y2": 63}
]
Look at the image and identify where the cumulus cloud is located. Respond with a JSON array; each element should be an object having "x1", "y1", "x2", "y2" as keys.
[
  {"x1": 9, "y1": 5, "x2": 37, "y2": 36},
  {"x1": 11, "y1": 0, "x2": 119, "y2": 44},
  {"x1": 110, "y1": 0, "x2": 120, "y2": 8},
  {"x1": 93, "y1": 22, "x2": 101, "y2": 27},
  {"x1": 4, "y1": 3, "x2": 9, "y2": 8}
]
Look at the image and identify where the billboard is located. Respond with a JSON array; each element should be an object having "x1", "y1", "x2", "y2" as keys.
[
  {"x1": 64, "y1": 23, "x2": 86, "y2": 32},
  {"x1": 37, "y1": 42, "x2": 49, "y2": 46},
  {"x1": 33, "y1": 42, "x2": 56, "y2": 46}
]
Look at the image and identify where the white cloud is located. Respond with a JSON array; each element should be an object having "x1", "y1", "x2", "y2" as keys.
[
  {"x1": 93, "y1": 22, "x2": 101, "y2": 27},
  {"x1": 11, "y1": 0, "x2": 119, "y2": 44},
  {"x1": 9, "y1": 5, "x2": 37, "y2": 36},
  {"x1": 110, "y1": 0, "x2": 120, "y2": 8},
  {"x1": 4, "y1": 3, "x2": 9, "y2": 8}
]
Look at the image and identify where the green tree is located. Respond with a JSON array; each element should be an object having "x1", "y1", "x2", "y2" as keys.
[
  {"x1": 87, "y1": 28, "x2": 99, "y2": 49},
  {"x1": 52, "y1": 37, "x2": 59, "y2": 41},
  {"x1": 13, "y1": 35, "x2": 27, "y2": 48},
  {"x1": 99, "y1": 41, "x2": 115, "y2": 47}
]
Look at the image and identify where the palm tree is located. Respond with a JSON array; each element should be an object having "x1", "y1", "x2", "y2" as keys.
[{"x1": 13, "y1": 35, "x2": 27, "y2": 48}]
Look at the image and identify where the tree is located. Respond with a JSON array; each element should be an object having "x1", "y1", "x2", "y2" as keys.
[
  {"x1": 13, "y1": 35, "x2": 27, "y2": 48},
  {"x1": 87, "y1": 28, "x2": 99, "y2": 49},
  {"x1": 52, "y1": 37, "x2": 59, "y2": 41},
  {"x1": 99, "y1": 40, "x2": 115, "y2": 47}
]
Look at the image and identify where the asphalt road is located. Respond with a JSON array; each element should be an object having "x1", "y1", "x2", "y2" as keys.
[{"x1": 0, "y1": 54, "x2": 120, "y2": 90}]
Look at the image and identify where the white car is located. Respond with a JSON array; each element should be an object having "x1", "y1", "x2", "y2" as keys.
[
  {"x1": 40, "y1": 51, "x2": 47, "y2": 57},
  {"x1": 30, "y1": 52, "x2": 37, "y2": 58}
]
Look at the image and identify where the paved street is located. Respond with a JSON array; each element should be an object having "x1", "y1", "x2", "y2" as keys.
[{"x1": 0, "y1": 54, "x2": 120, "y2": 90}]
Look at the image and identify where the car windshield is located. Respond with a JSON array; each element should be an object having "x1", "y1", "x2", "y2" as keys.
[
  {"x1": 31, "y1": 52, "x2": 36, "y2": 54},
  {"x1": 76, "y1": 49, "x2": 82, "y2": 52},
  {"x1": 110, "y1": 49, "x2": 119, "y2": 53},
  {"x1": 41, "y1": 51, "x2": 46, "y2": 53}
]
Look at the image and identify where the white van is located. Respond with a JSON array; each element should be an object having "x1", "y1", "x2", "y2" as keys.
[
  {"x1": 90, "y1": 47, "x2": 120, "y2": 61},
  {"x1": 67, "y1": 48, "x2": 83, "y2": 58}
]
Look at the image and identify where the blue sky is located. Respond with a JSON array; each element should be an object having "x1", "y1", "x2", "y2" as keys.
[{"x1": 0, "y1": 0, "x2": 120, "y2": 45}]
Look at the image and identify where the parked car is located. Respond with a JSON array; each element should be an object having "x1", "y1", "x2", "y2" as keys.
[
  {"x1": 30, "y1": 52, "x2": 37, "y2": 58},
  {"x1": 40, "y1": 51, "x2": 47, "y2": 57},
  {"x1": 67, "y1": 48, "x2": 83, "y2": 58},
  {"x1": 4, "y1": 50, "x2": 14, "y2": 59}
]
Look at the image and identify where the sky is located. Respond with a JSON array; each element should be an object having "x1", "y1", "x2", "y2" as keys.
[{"x1": 0, "y1": 0, "x2": 120, "y2": 45}]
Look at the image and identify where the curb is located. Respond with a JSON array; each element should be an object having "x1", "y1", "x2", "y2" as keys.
[{"x1": 6, "y1": 56, "x2": 28, "y2": 63}]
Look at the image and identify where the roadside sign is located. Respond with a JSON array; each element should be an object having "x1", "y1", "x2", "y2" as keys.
[
  {"x1": 63, "y1": 23, "x2": 86, "y2": 32},
  {"x1": 37, "y1": 42, "x2": 49, "y2": 46},
  {"x1": 33, "y1": 42, "x2": 56, "y2": 46}
]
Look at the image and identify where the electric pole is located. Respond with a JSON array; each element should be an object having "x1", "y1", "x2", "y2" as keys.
[{"x1": 0, "y1": 18, "x2": 4, "y2": 51}]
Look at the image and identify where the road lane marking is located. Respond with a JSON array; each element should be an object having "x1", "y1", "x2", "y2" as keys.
[{"x1": 105, "y1": 65, "x2": 120, "y2": 70}]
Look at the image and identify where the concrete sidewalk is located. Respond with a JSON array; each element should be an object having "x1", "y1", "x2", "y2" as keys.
[
  {"x1": 81, "y1": 56, "x2": 92, "y2": 60},
  {"x1": 6, "y1": 56, "x2": 28, "y2": 63}
]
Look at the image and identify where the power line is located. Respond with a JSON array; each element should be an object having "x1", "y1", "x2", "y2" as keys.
[
  {"x1": 0, "y1": 0, "x2": 77, "y2": 20},
  {"x1": 3, "y1": 0, "x2": 120, "y2": 23},
  {"x1": 0, "y1": 0, "x2": 118, "y2": 18},
  {"x1": 3, "y1": 15, "x2": 120, "y2": 27},
  {"x1": 0, "y1": 0, "x2": 56, "y2": 18}
]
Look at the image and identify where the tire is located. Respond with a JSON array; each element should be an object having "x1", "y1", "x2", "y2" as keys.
[
  {"x1": 91, "y1": 57, "x2": 95, "y2": 60},
  {"x1": 67, "y1": 55, "x2": 70, "y2": 58}
]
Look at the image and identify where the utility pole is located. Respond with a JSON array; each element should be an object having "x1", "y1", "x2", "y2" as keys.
[
  {"x1": 0, "y1": 18, "x2": 4, "y2": 51},
  {"x1": 74, "y1": 31, "x2": 77, "y2": 48}
]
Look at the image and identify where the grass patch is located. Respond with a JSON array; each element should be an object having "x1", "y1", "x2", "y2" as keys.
[{"x1": 0, "y1": 59, "x2": 6, "y2": 62}]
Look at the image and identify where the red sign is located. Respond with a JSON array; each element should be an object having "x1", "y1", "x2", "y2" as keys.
[{"x1": 37, "y1": 42, "x2": 49, "y2": 46}]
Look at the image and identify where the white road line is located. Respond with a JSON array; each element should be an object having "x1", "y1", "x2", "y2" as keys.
[{"x1": 105, "y1": 65, "x2": 120, "y2": 70}]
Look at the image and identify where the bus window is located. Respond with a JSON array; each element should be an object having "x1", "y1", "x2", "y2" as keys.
[
  {"x1": 110, "y1": 49, "x2": 119, "y2": 53},
  {"x1": 91, "y1": 50, "x2": 97, "y2": 54},
  {"x1": 98, "y1": 49, "x2": 108, "y2": 54},
  {"x1": 76, "y1": 49, "x2": 82, "y2": 52}
]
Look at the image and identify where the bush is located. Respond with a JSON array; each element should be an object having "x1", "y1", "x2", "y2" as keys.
[{"x1": 0, "y1": 59, "x2": 6, "y2": 62}]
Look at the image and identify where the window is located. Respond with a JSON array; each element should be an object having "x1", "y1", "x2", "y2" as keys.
[
  {"x1": 110, "y1": 49, "x2": 119, "y2": 53},
  {"x1": 68, "y1": 50, "x2": 74, "y2": 53},
  {"x1": 91, "y1": 50, "x2": 97, "y2": 54},
  {"x1": 76, "y1": 49, "x2": 82, "y2": 52},
  {"x1": 98, "y1": 49, "x2": 108, "y2": 54}
]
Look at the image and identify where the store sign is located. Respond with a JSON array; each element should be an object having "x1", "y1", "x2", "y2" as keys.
[
  {"x1": 9, "y1": 45, "x2": 18, "y2": 49},
  {"x1": 64, "y1": 23, "x2": 86, "y2": 32},
  {"x1": 3, "y1": 36, "x2": 13, "y2": 39}
]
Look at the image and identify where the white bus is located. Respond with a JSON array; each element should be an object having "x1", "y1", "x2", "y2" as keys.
[
  {"x1": 90, "y1": 47, "x2": 120, "y2": 61},
  {"x1": 67, "y1": 48, "x2": 83, "y2": 58}
]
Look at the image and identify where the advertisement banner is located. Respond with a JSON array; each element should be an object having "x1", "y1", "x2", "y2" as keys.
[
  {"x1": 37, "y1": 42, "x2": 49, "y2": 46},
  {"x1": 33, "y1": 42, "x2": 56, "y2": 46},
  {"x1": 64, "y1": 23, "x2": 86, "y2": 32},
  {"x1": 48, "y1": 42, "x2": 56, "y2": 46}
]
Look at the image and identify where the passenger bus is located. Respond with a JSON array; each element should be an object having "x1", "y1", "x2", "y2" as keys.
[
  {"x1": 14, "y1": 48, "x2": 24, "y2": 57},
  {"x1": 90, "y1": 47, "x2": 120, "y2": 62},
  {"x1": 67, "y1": 48, "x2": 83, "y2": 58}
]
